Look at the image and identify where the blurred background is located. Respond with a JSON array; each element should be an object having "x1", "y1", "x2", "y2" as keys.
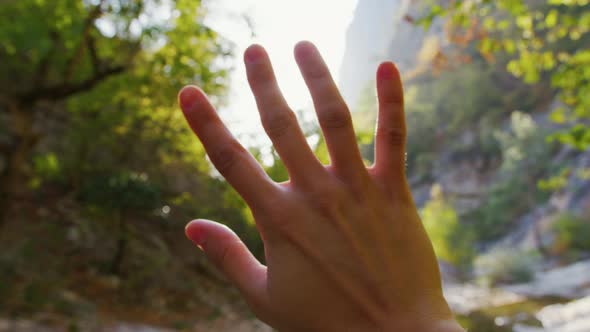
[{"x1": 0, "y1": 0, "x2": 589, "y2": 331}]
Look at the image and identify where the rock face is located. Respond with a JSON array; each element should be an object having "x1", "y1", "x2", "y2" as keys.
[
  {"x1": 513, "y1": 296, "x2": 590, "y2": 332},
  {"x1": 445, "y1": 260, "x2": 590, "y2": 332},
  {"x1": 536, "y1": 296, "x2": 590, "y2": 332},
  {"x1": 0, "y1": 320, "x2": 179, "y2": 332},
  {"x1": 383, "y1": 1, "x2": 448, "y2": 74},
  {"x1": 0, "y1": 319, "x2": 58, "y2": 332},
  {"x1": 339, "y1": 0, "x2": 448, "y2": 109},
  {"x1": 492, "y1": 147, "x2": 590, "y2": 253},
  {"x1": 0, "y1": 319, "x2": 270, "y2": 332},
  {"x1": 443, "y1": 283, "x2": 525, "y2": 315},
  {"x1": 338, "y1": 0, "x2": 405, "y2": 108},
  {"x1": 444, "y1": 260, "x2": 590, "y2": 315},
  {"x1": 504, "y1": 259, "x2": 590, "y2": 300}
]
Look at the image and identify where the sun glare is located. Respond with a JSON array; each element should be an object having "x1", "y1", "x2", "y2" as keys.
[{"x1": 205, "y1": 0, "x2": 359, "y2": 147}]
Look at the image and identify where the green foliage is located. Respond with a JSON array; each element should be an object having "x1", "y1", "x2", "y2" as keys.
[
  {"x1": 0, "y1": 0, "x2": 265, "y2": 318},
  {"x1": 30, "y1": 152, "x2": 63, "y2": 188},
  {"x1": 1, "y1": 0, "x2": 232, "y2": 184},
  {"x1": 0, "y1": 0, "x2": 247, "y2": 235},
  {"x1": 422, "y1": 0, "x2": 590, "y2": 150},
  {"x1": 259, "y1": 149, "x2": 290, "y2": 183},
  {"x1": 467, "y1": 112, "x2": 555, "y2": 241},
  {"x1": 0, "y1": 220, "x2": 72, "y2": 315},
  {"x1": 552, "y1": 213, "x2": 590, "y2": 254},
  {"x1": 475, "y1": 248, "x2": 541, "y2": 287},
  {"x1": 538, "y1": 167, "x2": 570, "y2": 192},
  {"x1": 467, "y1": 180, "x2": 529, "y2": 241},
  {"x1": 456, "y1": 311, "x2": 513, "y2": 332},
  {"x1": 421, "y1": 184, "x2": 474, "y2": 270},
  {"x1": 495, "y1": 112, "x2": 552, "y2": 174},
  {"x1": 402, "y1": 60, "x2": 538, "y2": 181},
  {"x1": 80, "y1": 171, "x2": 161, "y2": 212},
  {"x1": 550, "y1": 124, "x2": 590, "y2": 150},
  {"x1": 33, "y1": 153, "x2": 61, "y2": 179}
]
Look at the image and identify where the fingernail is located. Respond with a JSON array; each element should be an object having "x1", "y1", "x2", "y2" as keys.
[
  {"x1": 294, "y1": 41, "x2": 316, "y2": 61},
  {"x1": 185, "y1": 221, "x2": 205, "y2": 248},
  {"x1": 378, "y1": 62, "x2": 396, "y2": 80},
  {"x1": 178, "y1": 86, "x2": 200, "y2": 110},
  {"x1": 245, "y1": 45, "x2": 265, "y2": 64}
]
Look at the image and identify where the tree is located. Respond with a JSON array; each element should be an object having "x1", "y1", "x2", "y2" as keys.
[
  {"x1": 0, "y1": 0, "x2": 231, "y2": 222},
  {"x1": 419, "y1": 0, "x2": 590, "y2": 150}
]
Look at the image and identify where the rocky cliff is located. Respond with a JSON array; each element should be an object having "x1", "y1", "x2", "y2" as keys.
[{"x1": 339, "y1": 0, "x2": 448, "y2": 109}]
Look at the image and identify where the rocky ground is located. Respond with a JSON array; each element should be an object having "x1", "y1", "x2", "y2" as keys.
[
  {"x1": 445, "y1": 259, "x2": 590, "y2": 332},
  {"x1": 3, "y1": 261, "x2": 589, "y2": 332},
  {"x1": 0, "y1": 308, "x2": 272, "y2": 332}
]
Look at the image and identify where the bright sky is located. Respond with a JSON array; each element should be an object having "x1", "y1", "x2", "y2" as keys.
[{"x1": 204, "y1": 0, "x2": 359, "y2": 147}]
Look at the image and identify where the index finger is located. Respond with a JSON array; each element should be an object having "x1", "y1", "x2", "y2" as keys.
[{"x1": 178, "y1": 86, "x2": 279, "y2": 207}]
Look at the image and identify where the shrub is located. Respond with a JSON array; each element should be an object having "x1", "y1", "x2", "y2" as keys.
[
  {"x1": 474, "y1": 248, "x2": 541, "y2": 287},
  {"x1": 421, "y1": 184, "x2": 474, "y2": 272},
  {"x1": 552, "y1": 213, "x2": 590, "y2": 255},
  {"x1": 467, "y1": 112, "x2": 556, "y2": 242},
  {"x1": 466, "y1": 177, "x2": 534, "y2": 242},
  {"x1": 79, "y1": 171, "x2": 161, "y2": 212}
]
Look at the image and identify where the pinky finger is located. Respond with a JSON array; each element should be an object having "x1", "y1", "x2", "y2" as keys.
[{"x1": 373, "y1": 62, "x2": 408, "y2": 191}]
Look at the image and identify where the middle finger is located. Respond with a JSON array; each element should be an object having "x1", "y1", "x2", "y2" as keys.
[{"x1": 294, "y1": 41, "x2": 366, "y2": 181}]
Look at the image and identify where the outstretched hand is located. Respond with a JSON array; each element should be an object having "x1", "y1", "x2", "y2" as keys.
[{"x1": 178, "y1": 41, "x2": 463, "y2": 332}]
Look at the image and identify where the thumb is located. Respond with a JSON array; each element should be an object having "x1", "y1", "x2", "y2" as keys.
[{"x1": 185, "y1": 219, "x2": 268, "y2": 308}]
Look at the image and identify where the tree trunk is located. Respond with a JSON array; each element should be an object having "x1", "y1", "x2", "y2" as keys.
[
  {"x1": 0, "y1": 102, "x2": 38, "y2": 226},
  {"x1": 109, "y1": 210, "x2": 128, "y2": 275}
]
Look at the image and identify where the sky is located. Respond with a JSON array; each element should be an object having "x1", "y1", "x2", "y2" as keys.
[{"x1": 204, "y1": 0, "x2": 359, "y2": 147}]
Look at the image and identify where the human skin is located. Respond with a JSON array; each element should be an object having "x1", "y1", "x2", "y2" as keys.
[{"x1": 178, "y1": 41, "x2": 465, "y2": 332}]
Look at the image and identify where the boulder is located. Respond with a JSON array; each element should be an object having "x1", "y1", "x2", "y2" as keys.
[
  {"x1": 504, "y1": 260, "x2": 590, "y2": 299},
  {"x1": 513, "y1": 296, "x2": 590, "y2": 332}
]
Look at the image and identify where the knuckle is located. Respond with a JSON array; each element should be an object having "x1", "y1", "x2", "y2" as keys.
[
  {"x1": 263, "y1": 203, "x2": 297, "y2": 235},
  {"x1": 381, "y1": 96, "x2": 404, "y2": 108},
  {"x1": 319, "y1": 103, "x2": 351, "y2": 130},
  {"x1": 216, "y1": 239, "x2": 244, "y2": 270},
  {"x1": 263, "y1": 110, "x2": 296, "y2": 139},
  {"x1": 269, "y1": 219, "x2": 295, "y2": 238},
  {"x1": 194, "y1": 104, "x2": 217, "y2": 124},
  {"x1": 210, "y1": 142, "x2": 243, "y2": 175},
  {"x1": 249, "y1": 66, "x2": 273, "y2": 87},
  {"x1": 246, "y1": 61, "x2": 273, "y2": 84},
  {"x1": 309, "y1": 180, "x2": 348, "y2": 209},
  {"x1": 306, "y1": 65, "x2": 330, "y2": 80},
  {"x1": 377, "y1": 126, "x2": 406, "y2": 147},
  {"x1": 314, "y1": 194, "x2": 341, "y2": 212}
]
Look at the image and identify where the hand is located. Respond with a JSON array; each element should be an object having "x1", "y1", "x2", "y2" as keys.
[{"x1": 178, "y1": 41, "x2": 464, "y2": 332}]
